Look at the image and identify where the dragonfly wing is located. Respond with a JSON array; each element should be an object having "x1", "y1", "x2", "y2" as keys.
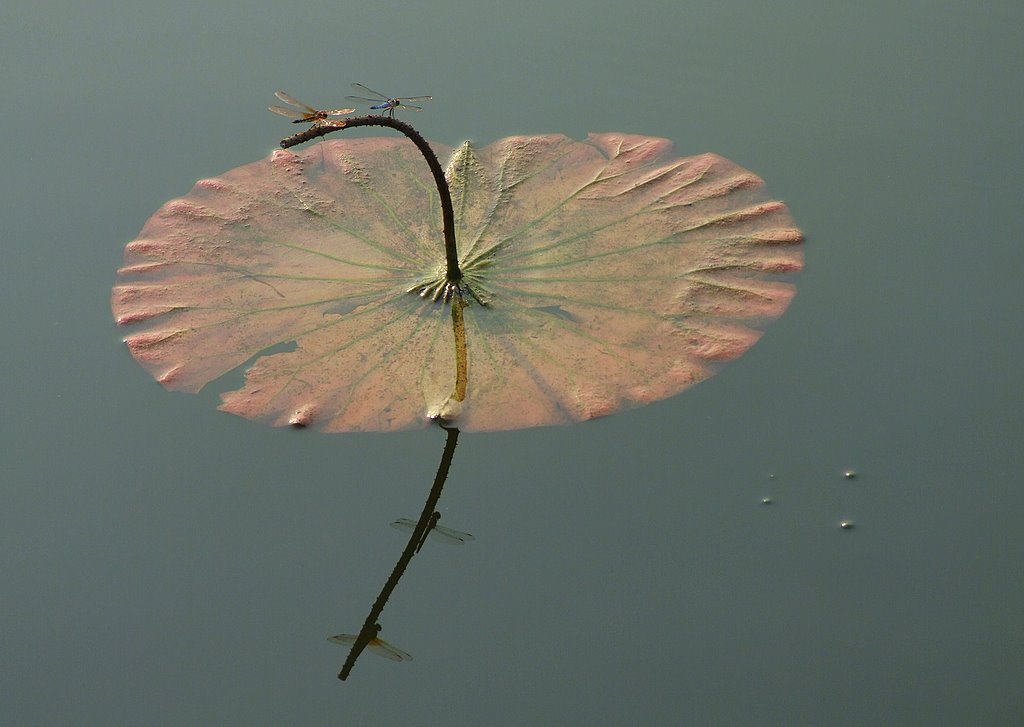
[
  {"x1": 273, "y1": 91, "x2": 316, "y2": 112},
  {"x1": 399, "y1": 95, "x2": 433, "y2": 102},
  {"x1": 432, "y1": 524, "x2": 475, "y2": 544},
  {"x1": 323, "y1": 108, "x2": 356, "y2": 116},
  {"x1": 345, "y1": 95, "x2": 386, "y2": 105},
  {"x1": 391, "y1": 518, "x2": 473, "y2": 544},
  {"x1": 368, "y1": 639, "x2": 413, "y2": 662},
  {"x1": 349, "y1": 83, "x2": 389, "y2": 100},
  {"x1": 390, "y1": 518, "x2": 418, "y2": 533},
  {"x1": 268, "y1": 105, "x2": 307, "y2": 119},
  {"x1": 327, "y1": 633, "x2": 357, "y2": 646},
  {"x1": 397, "y1": 103, "x2": 424, "y2": 112}
]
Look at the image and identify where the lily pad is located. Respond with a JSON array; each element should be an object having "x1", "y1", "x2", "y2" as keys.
[{"x1": 112, "y1": 133, "x2": 803, "y2": 432}]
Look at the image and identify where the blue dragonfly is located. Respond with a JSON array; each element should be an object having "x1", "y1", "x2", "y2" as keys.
[
  {"x1": 345, "y1": 83, "x2": 432, "y2": 118},
  {"x1": 268, "y1": 90, "x2": 354, "y2": 127}
]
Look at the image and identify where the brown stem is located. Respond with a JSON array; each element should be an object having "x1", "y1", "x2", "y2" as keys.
[
  {"x1": 281, "y1": 117, "x2": 461, "y2": 283},
  {"x1": 338, "y1": 426, "x2": 460, "y2": 681}
]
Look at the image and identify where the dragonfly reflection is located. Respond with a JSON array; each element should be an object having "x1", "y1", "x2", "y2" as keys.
[
  {"x1": 345, "y1": 83, "x2": 432, "y2": 117},
  {"x1": 268, "y1": 90, "x2": 354, "y2": 126},
  {"x1": 328, "y1": 632, "x2": 412, "y2": 662},
  {"x1": 392, "y1": 512, "x2": 474, "y2": 553}
]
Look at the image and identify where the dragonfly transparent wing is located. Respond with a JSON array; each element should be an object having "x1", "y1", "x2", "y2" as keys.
[
  {"x1": 347, "y1": 83, "x2": 390, "y2": 102},
  {"x1": 433, "y1": 523, "x2": 475, "y2": 543},
  {"x1": 391, "y1": 517, "x2": 475, "y2": 544},
  {"x1": 273, "y1": 90, "x2": 317, "y2": 113},
  {"x1": 367, "y1": 639, "x2": 413, "y2": 662},
  {"x1": 391, "y1": 96, "x2": 432, "y2": 112},
  {"x1": 268, "y1": 105, "x2": 309, "y2": 120},
  {"x1": 328, "y1": 633, "x2": 412, "y2": 661},
  {"x1": 328, "y1": 633, "x2": 358, "y2": 646}
]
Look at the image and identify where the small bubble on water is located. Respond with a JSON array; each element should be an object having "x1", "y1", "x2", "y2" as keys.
[
  {"x1": 761, "y1": 497, "x2": 774, "y2": 505},
  {"x1": 843, "y1": 470, "x2": 857, "y2": 479},
  {"x1": 839, "y1": 520, "x2": 855, "y2": 530}
]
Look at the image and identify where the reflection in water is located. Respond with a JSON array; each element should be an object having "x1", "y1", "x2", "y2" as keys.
[
  {"x1": 334, "y1": 426, "x2": 463, "y2": 681},
  {"x1": 329, "y1": 625, "x2": 413, "y2": 662},
  {"x1": 392, "y1": 513, "x2": 475, "y2": 553}
]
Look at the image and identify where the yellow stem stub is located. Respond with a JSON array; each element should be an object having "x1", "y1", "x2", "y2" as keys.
[{"x1": 450, "y1": 294, "x2": 468, "y2": 404}]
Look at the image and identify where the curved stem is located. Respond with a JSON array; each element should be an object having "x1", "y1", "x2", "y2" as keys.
[
  {"x1": 281, "y1": 117, "x2": 461, "y2": 283},
  {"x1": 338, "y1": 426, "x2": 460, "y2": 681}
]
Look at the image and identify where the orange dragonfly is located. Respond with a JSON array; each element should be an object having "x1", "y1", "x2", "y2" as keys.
[
  {"x1": 328, "y1": 631, "x2": 412, "y2": 662},
  {"x1": 268, "y1": 90, "x2": 354, "y2": 127}
]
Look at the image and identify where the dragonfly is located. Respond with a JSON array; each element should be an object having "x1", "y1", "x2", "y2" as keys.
[
  {"x1": 345, "y1": 83, "x2": 432, "y2": 117},
  {"x1": 328, "y1": 631, "x2": 413, "y2": 662},
  {"x1": 268, "y1": 90, "x2": 354, "y2": 127},
  {"x1": 392, "y1": 512, "x2": 475, "y2": 553}
]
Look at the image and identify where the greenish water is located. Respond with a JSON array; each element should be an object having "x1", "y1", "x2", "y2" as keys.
[{"x1": 2, "y1": 1, "x2": 1022, "y2": 725}]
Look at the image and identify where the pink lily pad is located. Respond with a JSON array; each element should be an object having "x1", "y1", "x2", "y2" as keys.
[{"x1": 112, "y1": 133, "x2": 803, "y2": 432}]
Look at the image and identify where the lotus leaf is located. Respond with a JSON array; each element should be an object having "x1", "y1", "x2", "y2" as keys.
[{"x1": 112, "y1": 133, "x2": 802, "y2": 432}]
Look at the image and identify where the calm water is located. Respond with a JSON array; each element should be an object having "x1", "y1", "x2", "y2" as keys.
[{"x1": 3, "y1": 2, "x2": 1022, "y2": 725}]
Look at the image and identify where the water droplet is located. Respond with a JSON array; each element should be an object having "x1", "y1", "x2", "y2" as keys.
[
  {"x1": 761, "y1": 497, "x2": 774, "y2": 505},
  {"x1": 839, "y1": 520, "x2": 855, "y2": 530},
  {"x1": 843, "y1": 470, "x2": 857, "y2": 479}
]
